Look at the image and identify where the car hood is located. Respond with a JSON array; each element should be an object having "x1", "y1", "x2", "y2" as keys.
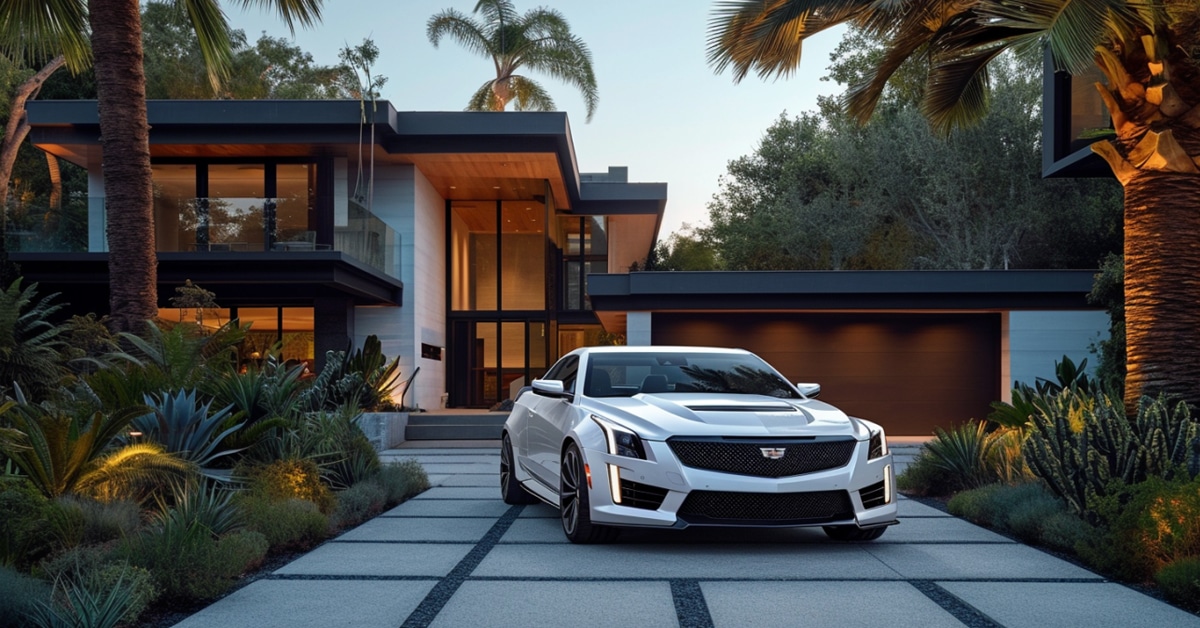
[{"x1": 582, "y1": 393, "x2": 861, "y2": 441}]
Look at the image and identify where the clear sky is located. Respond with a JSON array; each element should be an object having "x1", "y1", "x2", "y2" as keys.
[{"x1": 221, "y1": 0, "x2": 846, "y2": 239}]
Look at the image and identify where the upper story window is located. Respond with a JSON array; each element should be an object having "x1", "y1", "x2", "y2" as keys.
[{"x1": 559, "y1": 215, "x2": 607, "y2": 311}]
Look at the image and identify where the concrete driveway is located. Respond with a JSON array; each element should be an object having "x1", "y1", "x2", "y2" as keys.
[{"x1": 175, "y1": 443, "x2": 1200, "y2": 628}]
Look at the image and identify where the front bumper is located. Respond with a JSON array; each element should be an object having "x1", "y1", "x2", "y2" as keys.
[{"x1": 581, "y1": 438, "x2": 898, "y2": 529}]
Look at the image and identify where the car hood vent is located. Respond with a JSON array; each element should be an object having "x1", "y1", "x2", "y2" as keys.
[{"x1": 684, "y1": 404, "x2": 798, "y2": 413}]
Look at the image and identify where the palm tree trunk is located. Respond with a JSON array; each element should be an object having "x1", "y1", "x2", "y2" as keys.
[
  {"x1": 89, "y1": 0, "x2": 157, "y2": 333},
  {"x1": 1123, "y1": 170, "x2": 1200, "y2": 411}
]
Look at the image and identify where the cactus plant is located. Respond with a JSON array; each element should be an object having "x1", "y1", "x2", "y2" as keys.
[{"x1": 1023, "y1": 390, "x2": 1200, "y2": 520}]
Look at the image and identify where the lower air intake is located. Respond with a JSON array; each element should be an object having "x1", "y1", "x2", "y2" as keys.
[{"x1": 677, "y1": 490, "x2": 853, "y2": 526}]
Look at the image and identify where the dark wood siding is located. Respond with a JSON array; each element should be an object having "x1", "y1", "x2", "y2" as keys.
[{"x1": 651, "y1": 313, "x2": 1000, "y2": 436}]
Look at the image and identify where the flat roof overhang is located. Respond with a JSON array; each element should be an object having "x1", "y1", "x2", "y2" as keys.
[
  {"x1": 26, "y1": 101, "x2": 668, "y2": 219},
  {"x1": 588, "y1": 270, "x2": 1100, "y2": 332},
  {"x1": 12, "y1": 252, "x2": 403, "y2": 310}
]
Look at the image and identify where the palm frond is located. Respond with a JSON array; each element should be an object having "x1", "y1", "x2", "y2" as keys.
[
  {"x1": 233, "y1": 0, "x2": 323, "y2": 36},
  {"x1": 0, "y1": 0, "x2": 91, "y2": 72},
  {"x1": 514, "y1": 28, "x2": 597, "y2": 121},
  {"x1": 179, "y1": 0, "x2": 234, "y2": 95},
  {"x1": 467, "y1": 79, "x2": 503, "y2": 111},
  {"x1": 427, "y1": 9, "x2": 494, "y2": 58},
  {"x1": 508, "y1": 75, "x2": 556, "y2": 112},
  {"x1": 76, "y1": 442, "x2": 195, "y2": 503},
  {"x1": 977, "y1": 0, "x2": 1135, "y2": 74},
  {"x1": 707, "y1": 0, "x2": 864, "y2": 82}
]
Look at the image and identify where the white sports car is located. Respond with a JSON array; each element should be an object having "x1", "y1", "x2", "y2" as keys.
[{"x1": 500, "y1": 346, "x2": 898, "y2": 543}]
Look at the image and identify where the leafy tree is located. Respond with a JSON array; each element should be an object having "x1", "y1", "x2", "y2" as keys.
[
  {"x1": 427, "y1": 0, "x2": 599, "y2": 121},
  {"x1": 650, "y1": 225, "x2": 721, "y2": 271},
  {"x1": 0, "y1": 0, "x2": 325, "y2": 334},
  {"x1": 707, "y1": 0, "x2": 1200, "y2": 411}
]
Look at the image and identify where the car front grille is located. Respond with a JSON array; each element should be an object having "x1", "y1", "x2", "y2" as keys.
[
  {"x1": 667, "y1": 437, "x2": 857, "y2": 478},
  {"x1": 859, "y1": 480, "x2": 887, "y2": 509},
  {"x1": 619, "y1": 479, "x2": 669, "y2": 510},
  {"x1": 677, "y1": 490, "x2": 854, "y2": 526}
]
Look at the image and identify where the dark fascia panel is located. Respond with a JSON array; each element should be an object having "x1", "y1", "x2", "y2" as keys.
[
  {"x1": 588, "y1": 270, "x2": 1099, "y2": 311},
  {"x1": 1041, "y1": 50, "x2": 1112, "y2": 178},
  {"x1": 28, "y1": 99, "x2": 396, "y2": 130},
  {"x1": 12, "y1": 252, "x2": 403, "y2": 306}
]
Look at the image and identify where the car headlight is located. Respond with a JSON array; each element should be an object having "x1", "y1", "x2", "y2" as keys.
[
  {"x1": 868, "y1": 427, "x2": 888, "y2": 460},
  {"x1": 591, "y1": 415, "x2": 646, "y2": 459}
]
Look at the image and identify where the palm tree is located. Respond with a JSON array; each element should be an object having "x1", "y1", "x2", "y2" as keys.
[
  {"x1": 708, "y1": 1, "x2": 1200, "y2": 413},
  {"x1": 0, "y1": 0, "x2": 324, "y2": 334},
  {"x1": 427, "y1": 0, "x2": 599, "y2": 122}
]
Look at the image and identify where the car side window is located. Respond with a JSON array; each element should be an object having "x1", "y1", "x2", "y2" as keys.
[{"x1": 543, "y1": 355, "x2": 578, "y2": 395}]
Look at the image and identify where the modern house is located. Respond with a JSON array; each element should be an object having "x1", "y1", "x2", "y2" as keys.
[
  {"x1": 18, "y1": 99, "x2": 665, "y2": 412},
  {"x1": 17, "y1": 99, "x2": 1107, "y2": 436}
]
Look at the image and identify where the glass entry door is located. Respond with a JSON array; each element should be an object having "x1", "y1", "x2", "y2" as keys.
[{"x1": 449, "y1": 319, "x2": 547, "y2": 408}]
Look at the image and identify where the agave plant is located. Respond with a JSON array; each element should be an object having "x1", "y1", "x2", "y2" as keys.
[{"x1": 130, "y1": 390, "x2": 243, "y2": 472}]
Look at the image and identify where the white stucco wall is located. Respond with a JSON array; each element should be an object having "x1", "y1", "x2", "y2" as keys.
[
  {"x1": 352, "y1": 164, "x2": 446, "y2": 411},
  {"x1": 626, "y1": 311, "x2": 652, "y2": 346},
  {"x1": 1007, "y1": 310, "x2": 1110, "y2": 390}
]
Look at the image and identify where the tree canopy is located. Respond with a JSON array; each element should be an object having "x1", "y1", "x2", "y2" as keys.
[{"x1": 703, "y1": 46, "x2": 1122, "y2": 271}]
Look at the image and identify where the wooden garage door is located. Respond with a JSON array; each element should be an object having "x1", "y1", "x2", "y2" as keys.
[{"x1": 651, "y1": 313, "x2": 1000, "y2": 436}]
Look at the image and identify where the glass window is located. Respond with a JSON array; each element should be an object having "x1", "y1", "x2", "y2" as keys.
[
  {"x1": 584, "y1": 352, "x2": 801, "y2": 399},
  {"x1": 207, "y1": 165, "x2": 266, "y2": 251},
  {"x1": 152, "y1": 164, "x2": 197, "y2": 252},
  {"x1": 451, "y1": 202, "x2": 498, "y2": 311},
  {"x1": 274, "y1": 164, "x2": 315, "y2": 247},
  {"x1": 500, "y1": 201, "x2": 545, "y2": 310}
]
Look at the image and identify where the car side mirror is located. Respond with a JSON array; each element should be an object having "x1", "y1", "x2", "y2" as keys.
[
  {"x1": 531, "y1": 379, "x2": 570, "y2": 399},
  {"x1": 796, "y1": 383, "x2": 821, "y2": 398}
]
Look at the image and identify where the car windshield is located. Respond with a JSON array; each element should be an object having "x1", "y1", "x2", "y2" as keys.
[{"x1": 584, "y1": 352, "x2": 800, "y2": 399}]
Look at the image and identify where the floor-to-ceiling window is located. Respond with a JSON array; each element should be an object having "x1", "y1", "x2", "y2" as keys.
[
  {"x1": 151, "y1": 160, "x2": 317, "y2": 252},
  {"x1": 447, "y1": 183, "x2": 552, "y2": 407}
]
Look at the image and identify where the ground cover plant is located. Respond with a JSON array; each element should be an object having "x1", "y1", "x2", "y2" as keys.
[{"x1": 0, "y1": 278, "x2": 430, "y2": 626}]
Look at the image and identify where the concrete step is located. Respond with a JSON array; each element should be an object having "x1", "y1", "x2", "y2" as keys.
[{"x1": 405, "y1": 412, "x2": 509, "y2": 440}]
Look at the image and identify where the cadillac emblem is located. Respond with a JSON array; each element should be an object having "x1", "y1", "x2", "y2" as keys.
[{"x1": 760, "y1": 447, "x2": 787, "y2": 460}]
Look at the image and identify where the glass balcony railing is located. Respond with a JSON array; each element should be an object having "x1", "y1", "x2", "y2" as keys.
[
  {"x1": 4, "y1": 196, "x2": 401, "y2": 280},
  {"x1": 337, "y1": 199, "x2": 401, "y2": 279},
  {"x1": 2, "y1": 197, "x2": 92, "y2": 253}
]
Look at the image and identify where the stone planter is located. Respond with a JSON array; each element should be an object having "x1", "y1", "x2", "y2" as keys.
[{"x1": 356, "y1": 412, "x2": 410, "y2": 451}]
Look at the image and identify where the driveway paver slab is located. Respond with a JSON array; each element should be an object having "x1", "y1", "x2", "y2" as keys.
[
  {"x1": 874, "y1": 517, "x2": 1013, "y2": 544},
  {"x1": 430, "y1": 581, "x2": 677, "y2": 628},
  {"x1": 411, "y1": 486, "x2": 500, "y2": 500},
  {"x1": 938, "y1": 581, "x2": 1200, "y2": 628},
  {"x1": 381, "y1": 499, "x2": 511, "y2": 518},
  {"x1": 864, "y1": 544, "x2": 1100, "y2": 580},
  {"x1": 172, "y1": 580, "x2": 434, "y2": 628},
  {"x1": 274, "y1": 542, "x2": 472, "y2": 577},
  {"x1": 337, "y1": 517, "x2": 495, "y2": 542},
  {"x1": 897, "y1": 499, "x2": 953, "y2": 518},
  {"x1": 475, "y1": 543, "x2": 901, "y2": 579},
  {"x1": 702, "y1": 581, "x2": 965, "y2": 628}
]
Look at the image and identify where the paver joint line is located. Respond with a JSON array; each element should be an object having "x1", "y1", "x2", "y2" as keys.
[
  {"x1": 671, "y1": 579, "x2": 716, "y2": 628},
  {"x1": 910, "y1": 580, "x2": 1004, "y2": 628},
  {"x1": 399, "y1": 503, "x2": 524, "y2": 628}
]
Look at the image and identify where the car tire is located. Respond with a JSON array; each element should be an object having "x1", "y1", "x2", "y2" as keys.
[
  {"x1": 559, "y1": 442, "x2": 618, "y2": 544},
  {"x1": 822, "y1": 525, "x2": 887, "y2": 541},
  {"x1": 500, "y1": 433, "x2": 539, "y2": 505}
]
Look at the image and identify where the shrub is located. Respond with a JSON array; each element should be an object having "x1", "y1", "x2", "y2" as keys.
[
  {"x1": 948, "y1": 482, "x2": 1084, "y2": 547},
  {"x1": 119, "y1": 524, "x2": 267, "y2": 601},
  {"x1": 373, "y1": 459, "x2": 430, "y2": 505},
  {"x1": 896, "y1": 451, "x2": 960, "y2": 496},
  {"x1": 236, "y1": 495, "x2": 329, "y2": 551},
  {"x1": 0, "y1": 564, "x2": 50, "y2": 627},
  {"x1": 1038, "y1": 510, "x2": 1094, "y2": 553},
  {"x1": 333, "y1": 481, "x2": 387, "y2": 529},
  {"x1": 1156, "y1": 557, "x2": 1200, "y2": 610},
  {"x1": 56, "y1": 496, "x2": 140, "y2": 545},
  {"x1": 245, "y1": 458, "x2": 336, "y2": 514},
  {"x1": 1079, "y1": 475, "x2": 1200, "y2": 581},
  {"x1": 154, "y1": 481, "x2": 244, "y2": 538}
]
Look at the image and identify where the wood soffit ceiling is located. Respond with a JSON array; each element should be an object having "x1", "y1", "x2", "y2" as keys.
[{"x1": 151, "y1": 147, "x2": 572, "y2": 208}]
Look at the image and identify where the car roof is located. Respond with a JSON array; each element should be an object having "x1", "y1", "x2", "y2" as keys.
[{"x1": 572, "y1": 346, "x2": 751, "y2": 355}]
